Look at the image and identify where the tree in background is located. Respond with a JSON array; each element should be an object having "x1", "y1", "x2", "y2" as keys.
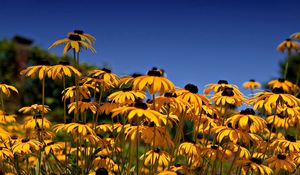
[{"x1": 0, "y1": 36, "x2": 98, "y2": 120}]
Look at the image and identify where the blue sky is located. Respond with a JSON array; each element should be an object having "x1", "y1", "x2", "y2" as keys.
[{"x1": 1, "y1": 0, "x2": 299, "y2": 95}]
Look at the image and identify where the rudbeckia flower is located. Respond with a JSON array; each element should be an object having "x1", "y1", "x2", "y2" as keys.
[
  {"x1": 108, "y1": 87, "x2": 146, "y2": 104},
  {"x1": 68, "y1": 30, "x2": 96, "y2": 44},
  {"x1": 243, "y1": 79, "x2": 261, "y2": 89},
  {"x1": 266, "y1": 113, "x2": 296, "y2": 129},
  {"x1": 0, "y1": 81, "x2": 18, "y2": 97},
  {"x1": 133, "y1": 67, "x2": 175, "y2": 95},
  {"x1": 271, "y1": 135, "x2": 300, "y2": 152},
  {"x1": 236, "y1": 157, "x2": 273, "y2": 175},
  {"x1": 62, "y1": 84, "x2": 94, "y2": 102},
  {"x1": 0, "y1": 145, "x2": 13, "y2": 160},
  {"x1": 213, "y1": 123, "x2": 260, "y2": 145},
  {"x1": 98, "y1": 102, "x2": 120, "y2": 115},
  {"x1": 248, "y1": 88, "x2": 300, "y2": 114},
  {"x1": 43, "y1": 140, "x2": 63, "y2": 155},
  {"x1": 223, "y1": 142, "x2": 250, "y2": 159},
  {"x1": 88, "y1": 68, "x2": 120, "y2": 87},
  {"x1": 268, "y1": 78, "x2": 299, "y2": 94},
  {"x1": 118, "y1": 73, "x2": 143, "y2": 87},
  {"x1": 49, "y1": 33, "x2": 96, "y2": 56},
  {"x1": 267, "y1": 154, "x2": 296, "y2": 173},
  {"x1": 176, "y1": 84, "x2": 209, "y2": 114},
  {"x1": 53, "y1": 121, "x2": 96, "y2": 137},
  {"x1": 112, "y1": 101, "x2": 166, "y2": 126},
  {"x1": 18, "y1": 104, "x2": 51, "y2": 114},
  {"x1": 23, "y1": 114, "x2": 52, "y2": 129},
  {"x1": 0, "y1": 111, "x2": 16, "y2": 124},
  {"x1": 20, "y1": 60, "x2": 51, "y2": 80},
  {"x1": 225, "y1": 108, "x2": 267, "y2": 133},
  {"x1": 92, "y1": 154, "x2": 119, "y2": 173},
  {"x1": 68, "y1": 98, "x2": 99, "y2": 114},
  {"x1": 200, "y1": 144, "x2": 231, "y2": 161},
  {"x1": 204, "y1": 80, "x2": 242, "y2": 95},
  {"x1": 290, "y1": 32, "x2": 300, "y2": 39},
  {"x1": 277, "y1": 38, "x2": 299, "y2": 53},
  {"x1": 177, "y1": 141, "x2": 200, "y2": 158},
  {"x1": 211, "y1": 87, "x2": 244, "y2": 106},
  {"x1": 47, "y1": 60, "x2": 81, "y2": 80},
  {"x1": 154, "y1": 92, "x2": 188, "y2": 114},
  {"x1": 140, "y1": 148, "x2": 171, "y2": 167},
  {"x1": 12, "y1": 138, "x2": 41, "y2": 154}
]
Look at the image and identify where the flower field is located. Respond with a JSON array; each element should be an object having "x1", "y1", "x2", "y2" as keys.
[{"x1": 0, "y1": 30, "x2": 300, "y2": 175}]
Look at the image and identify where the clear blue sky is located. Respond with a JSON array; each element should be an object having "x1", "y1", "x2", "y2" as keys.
[{"x1": 1, "y1": 0, "x2": 299, "y2": 94}]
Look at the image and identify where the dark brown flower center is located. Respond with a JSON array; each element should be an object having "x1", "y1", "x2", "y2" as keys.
[
  {"x1": 211, "y1": 145, "x2": 219, "y2": 150},
  {"x1": 134, "y1": 102, "x2": 148, "y2": 110},
  {"x1": 154, "y1": 147, "x2": 160, "y2": 153},
  {"x1": 82, "y1": 98, "x2": 91, "y2": 102},
  {"x1": 197, "y1": 133, "x2": 203, "y2": 139},
  {"x1": 278, "y1": 78, "x2": 285, "y2": 83},
  {"x1": 285, "y1": 38, "x2": 291, "y2": 41},
  {"x1": 184, "y1": 84, "x2": 198, "y2": 94},
  {"x1": 277, "y1": 154, "x2": 286, "y2": 160},
  {"x1": 102, "y1": 68, "x2": 111, "y2": 73},
  {"x1": 147, "y1": 70, "x2": 162, "y2": 77},
  {"x1": 272, "y1": 88, "x2": 284, "y2": 94},
  {"x1": 58, "y1": 60, "x2": 70, "y2": 65},
  {"x1": 285, "y1": 135, "x2": 296, "y2": 142},
  {"x1": 77, "y1": 121, "x2": 86, "y2": 124},
  {"x1": 68, "y1": 34, "x2": 81, "y2": 41},
  {"x1": 164, "y1": 92, "x2": 177, "y2": 98},
  {"x1": 250, "y1": 157, "x2": 262, "y2": 164},
  {"x1": 122, "y1": 87, "x2": 132, "y2": 92},
  {"x1": 277, "y1": 113, "x2": 286, "y2": 119},
  {"x1": 131, "y1": 73, "x2": 142, "y2": 78},
  {"x1": 176, "y1": 170, "x2": 185, "y2": 175},
  {"x1": 218, "y1": 80, "x2": 228, "y2": 84},
  {"x1": 21, "y1": 138, "x2": 30, "y2": 143},
  {"x1": 100, "y1": 154, "x2": 107, "y2": 159},
  {"x1": 221, "y1": 88, "x2": 234, "y2": 97},
  {"x1": 96, "y1": 168, "x2": 108, "y2": 175},
  {"x1": 249, "y1": 79, "x2": 256, "y2": 82},
  {"x1": 38, "y1": 60, "x2": 50, "y2": 66},
  {"x1": 240, "y1": 108, "x2": 255, "y2": 115},
  {"x1": 73, "y1": 30, "x2": 84, "y2": 34},
  {"x1": 46, "y1": 141, "x2": 55, "y2": 146}
]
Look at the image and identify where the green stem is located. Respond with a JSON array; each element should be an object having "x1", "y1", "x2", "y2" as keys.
[{"x1": 284, "y1": 49, "x2": 291, "y2": 79}]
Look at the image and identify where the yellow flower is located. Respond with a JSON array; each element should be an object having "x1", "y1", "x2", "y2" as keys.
[
  {"x1": 277, "y1": 38, "x2": 299, "y2": 53},
  {"x1": 20, "y1": 61, "x2": 51, "y2": 80},
  {"x1": 68, "y1": 98, "x2": 99, "y2": 114},
  {"x1": 248, "y1": 88, "x2": 300, "y2": 114},
  {"x1": 0, "y1": 146, "x2": 13, "y2": 160},
  {"x1": 92, "y1": 154, "x2": 119, "y2": 173},
  {"x1": 204, "y1": 80, "x2": 241, "y2": 95},
  {"x1": 43, "y1": 140, "x2": 63, "y2": 155},
  {"x1": 177, "y1": 142, "x2": 200, "y2": 158},
  {"x1": 176, "y1": 84, "x2": 209, "y2": 114},
  {"x1": 47, "y1": 60, "x2": 81, "y2": 79},
  {"x1": 18, "y1": 104, "x2": 51, "y2": 114},
  {"x1": 49, "y1": 33, "x2": 96, "y2": 56},
  {"x1": 271, "y1": 135, "x2": 300, "y2": 152},
  {"x1": 68, "y1": 30, "x2": 96, "y2": 44},
  {"x1": 53, "y1": 122, "x2": 96, "y2": 137},
  {"x1": 112, "y1": 101, "x2": 166, "y2": 126},
  {"x1": 62, "y1": 84, "x2": 94, "y2": 102},
  {"x1": 0, "y1": 111, "x2": 16, "y2": 124},
  {"x1": 140, "y1": 148, "x2": 170, "y2": 167},
  {"x1": 88, "y1": 68, "x2": 120, "y2": 87},
  {"x1": 266, "y1": 113, "x2": 296, "y2": 129},
  {"x1": 223, "y1": 142, "x2": 250, "y2": 159},
  {"x1": 12, "y1": 138, "x2": 41, "y2": 154},
  {"x1": 133, "y1": 68, "x2": 175, "y2": 95},
  {"x1": 267, "y1": 154, "x2": 296, "y2": 173},
  {"x1": 108, "y1": 87, "x2": 146, "y2": 104},
  {"x1": 243, "y1": 79, "x2": 261, "y2": 89},
  {"x1": 290, "y1": 32, "x2": 300, "y2": 39},
  {"x1": 236, "y1": 157, "x2": 273, "y2": 175},
  {"x1": 0, "y1": 82, "x2": 18, "y2": 97},
  {"x1": 226, "y1": 108, "x2": 267, "y2": 133},
  {"x1": 23, "y1": 114, "x2": 52, "y2": 129},
  {"x1": 118, "y1": 73, "x2": 143, "y2": 87},
  {"x1": 200, "y1": 144, "x2": 231, "y2": 161},
  {"x1": 268, "y1": 78, "x2": 299, "y2": 94},
  {"x1": 155, "y1": 92, "x2": 188, "y2": 115},
  {"x1": 98, "y1": 102, "x2": 120, "y2": 115},
  {"x1": 211, "y1": 87, "x2": 244, "y2": 106}
]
